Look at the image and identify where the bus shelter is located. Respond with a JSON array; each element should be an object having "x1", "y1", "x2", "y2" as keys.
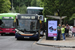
[{"x1": 46, "y1": 15, "x2": 67, "y2": 40}]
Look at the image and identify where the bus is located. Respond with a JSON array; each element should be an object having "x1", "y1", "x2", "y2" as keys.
[
  {"x1": 0, "y1": 13, "x2": 19, "y2": 36},
  {"x1": 15, "y1": 14, "x2": 40, "y2": 40},
  {"x1": 27, "y1": 7, "x2": 44, "y2": 36}
]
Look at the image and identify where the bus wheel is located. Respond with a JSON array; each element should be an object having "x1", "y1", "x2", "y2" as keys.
[
  {"x1": 17, "y1": 38, "x2": 20, "y2": 40},
  {"x1": 36, "y1": 30, "x2": 40, "y2": 41}
]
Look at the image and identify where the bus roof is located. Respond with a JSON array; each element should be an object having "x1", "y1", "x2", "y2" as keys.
[
  {"x1": 0, "y1": 13, "x2": 20, "y2": 15},
  {"x1": 18, "y1": 14, "x2": 38, "y2": 16},
  {"x1": 0, "y1": 13, "x2": 19, "y2": 19},
  {"x1": 27, "y1": 7, "x2": 43, "y2": 10}
]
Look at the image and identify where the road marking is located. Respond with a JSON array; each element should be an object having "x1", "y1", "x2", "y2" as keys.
[{"x1": 40, "y1": 37, "x2": 42, "y2": 39}]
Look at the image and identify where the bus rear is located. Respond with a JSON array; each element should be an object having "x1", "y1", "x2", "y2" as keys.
[
  {"x1": 15, "y1": 14, "x2": 40, "y2": 40},
  {"x1": 27, "y1": 7, "x2": 44, "y2": 36},
  {"x1": 0, "y1": 13, "x2": 17, "y2": 36},
  {"x1": 27, "y1": 7, "x2": 44, "y2": 21}
]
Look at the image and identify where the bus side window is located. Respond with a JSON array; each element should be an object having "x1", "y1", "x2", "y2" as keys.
[
  {"x1": 36, "y1": 20, "x2": 40, "y2": 30},
  {"x1": 30, "y1": 22, "x2": 35, "y2": 30}
]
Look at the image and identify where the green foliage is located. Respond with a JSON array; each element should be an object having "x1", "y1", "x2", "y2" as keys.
[
  {"x1": 15, "y1": 5, "x2": 27, "y2": 14},
  {"x1": 70, "y1": 13, "x2": 75, "y2": 20},
  {"x1": 15, "y1": 6, "x2": 19, "y2": 13},
  {"x1": 40, "y1": 1, "x2": 44, "y2": 7},
  {"x1": 10, "y1": 0, "x2": 32, "y2": 13},
  {"x1": 31, "y1": 0, "x2": 36, "y2": 6},
  {"x1": 42, "y1": 0, "x2": 75, "y2": 17},
  {"x1": 0, "y1": 0, "x2": 11, "y2": 13},
  {"x1": 10, "y1": 0, "x2": 43, "y2": 14},
  {"x1": 20, "y1": 5, "x2": 27, "y2": 14},
  {"x1": 31, "y1": 0, "x2": 41, "y2": 7},
  {"x1": 36, "y1": 0, "x2": 41, "y2": 7}
]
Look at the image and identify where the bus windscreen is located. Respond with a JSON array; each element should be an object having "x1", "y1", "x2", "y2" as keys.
[
  {"x1": 1, "y1": 20, "x2": 14, "y2": 28},
  {"x1": 18, "y1": 20, "x2": 37, "y2": 31}
]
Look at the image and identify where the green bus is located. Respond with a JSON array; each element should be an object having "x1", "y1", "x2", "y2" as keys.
[{"x1": 0, "y1": 13, "x2": 19, "y2": 36}]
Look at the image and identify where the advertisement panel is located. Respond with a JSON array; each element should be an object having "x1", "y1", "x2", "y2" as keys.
[{"x1": 48, "y1": 20, "x2": 57, "y2": 37}]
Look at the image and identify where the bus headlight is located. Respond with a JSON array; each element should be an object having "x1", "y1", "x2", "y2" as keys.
[
  {"x1": 36, "y1": 32, "x2": 38, "y2": 34},
  {"x1": 15, "y1": 29, "x2": 25, "y2": 34},
  {"x1": 12, "y1": 29, "x2": 15, "y2": 31}
]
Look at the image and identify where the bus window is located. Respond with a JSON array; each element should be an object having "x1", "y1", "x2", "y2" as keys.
[
  {"x1": 27, "y1": 9, "x2": 43, "y2": 15},
  {"x1": 30, "y1": 22, "x2": 35, "y2": 31}
]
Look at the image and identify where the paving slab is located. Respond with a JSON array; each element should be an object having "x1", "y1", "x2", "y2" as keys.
[
  {"x1": 60, "y1": 48, "x2": 75, "y2": 50},
  {"x1": 37, "y1": 36, "x2": 75, "y2": 48}
]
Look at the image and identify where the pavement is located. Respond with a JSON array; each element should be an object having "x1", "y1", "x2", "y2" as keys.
[{"x1": 37, "y1": 36, "x2": 75, "y2": 48}]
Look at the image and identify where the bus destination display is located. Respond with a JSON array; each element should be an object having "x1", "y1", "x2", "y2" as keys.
[
  {"x1": 2, "y1": 17, "x2": 13, "y2": 19},
  {"x1": 21, "y1": 16, "x2": 35, "y2": 19}
]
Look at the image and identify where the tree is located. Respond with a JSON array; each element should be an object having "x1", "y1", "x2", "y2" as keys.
[
  {"x1": 10, "y1": 0, "x2": 32, "y2": 13},
  {"x1": 20, "y1": 5, "x2": 27, "y2": 14},
  {"x1": 42, "y1": 0, "x2": 75, "y2": 18},
  {"x1": 16, "y1": 5, "x2": 26, "y2": 14},
  {"x1": 0, "y1": 0, "x2": 11, "y2": 13},
  {"x1": 10, "y1": 0, "x2": 43, "y2": 13},
  {"x1": 36, "y1": 0, "x2": 41, "y2": 7},
  {"x1": 40, "y1": 0, "x2": 44, "y2": 7},
  {"x1": 31, "y1": 0, "x2": 41, "y2": 7},
  {"x1": 70, "y1": 13, "x2": 75, "y2": 20}
]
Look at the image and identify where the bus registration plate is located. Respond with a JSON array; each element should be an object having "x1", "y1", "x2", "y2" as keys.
[
  {"x1": 24, "y1": 37, "x2": 29, "y2": 39},
  {"x1": 5, "y1": 33, "x2": 9, "y2": 34}
]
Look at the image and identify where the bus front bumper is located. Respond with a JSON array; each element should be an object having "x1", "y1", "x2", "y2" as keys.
[
  {"x1": 15, "y1": 33, "x2": 39, "y2": 39},
  {"x1": 0, "y1": 31, "x2": 15, "y2": 34}
]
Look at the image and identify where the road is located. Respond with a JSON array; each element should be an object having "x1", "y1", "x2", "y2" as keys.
[{"x1": 0, "y1": 35, "x2": 60, "y2": 50}]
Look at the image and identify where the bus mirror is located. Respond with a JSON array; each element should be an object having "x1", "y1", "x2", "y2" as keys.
[
  {"x1": 14, "y1": 19, "x2": 16, "y2": 23},
  {"x1": 40, "y1": 20, "x2": 42, "y2": 23}
]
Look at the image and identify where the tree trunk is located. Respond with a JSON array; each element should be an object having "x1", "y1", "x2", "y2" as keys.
[{"x1": 60, "y1": 17, "x2": 62, "y2": 25}]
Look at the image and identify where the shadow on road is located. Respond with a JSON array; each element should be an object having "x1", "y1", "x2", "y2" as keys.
[
  {"x1": 16, "y1": 38, "x2": 38, "y2": 41},
  {"x1": 0, "y1": 34, "x2": 15, "y2": 36}
]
